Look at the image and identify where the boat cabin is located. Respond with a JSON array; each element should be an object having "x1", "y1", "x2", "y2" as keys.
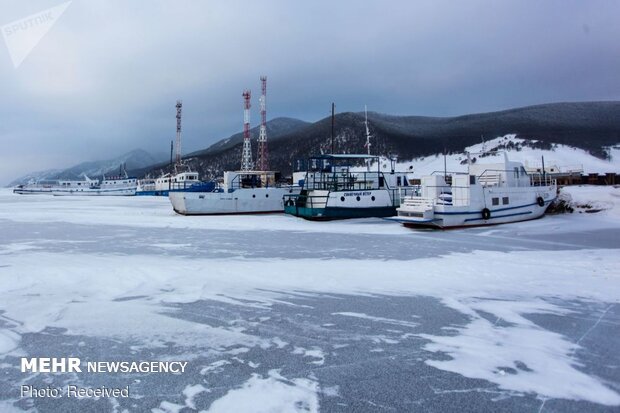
[{"x1": 294, "y1": 154, "x2": 410, "y2": 191}]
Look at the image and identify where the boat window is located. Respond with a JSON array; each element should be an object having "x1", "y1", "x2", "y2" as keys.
[
  {"x1": 397, "y1": 176, "x2": 402, "y2": 186},
  {"x1": 503, "y1": 197, "x2": 509, "y2": 205},
  {"x1": 492, "y1": 197, "x2": 499, "y2": 206},
  {"x1": 470, "y1": 175, "x2": 476, "y2": 185}
]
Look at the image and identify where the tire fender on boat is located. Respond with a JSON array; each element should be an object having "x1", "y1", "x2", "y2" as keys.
[
  {"x1": 537, "y1": 196, "x2": 545, "y2": 207},
  {"x1": 482, "y1": 208, "x2": 491, "y2": 220}
]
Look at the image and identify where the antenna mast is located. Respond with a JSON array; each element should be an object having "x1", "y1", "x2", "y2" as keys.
[
  {"x1": 364, "y1": 105, "x2": 372, "y2": 156},
  {"x1": 175, "y1": 100, "x2": 182, "y2": 166},
  {"x1": 331, "y1": 103, "x2": 335, "y2": 154},
  {"x1": 256, "y1": 76, "x2": 269, "y2": 171},
  {"x1": 241, "y1": 90, "x2": 254, "y2": 171}
]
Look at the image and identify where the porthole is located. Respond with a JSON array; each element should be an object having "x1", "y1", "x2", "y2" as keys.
[
  {"x1": 252, "y1": 194, "x2": 256, "y2": 198},
  {"x1": 371, "y1": 196, "x2": 375, "y2": 201},
  {"x1": 356, "y1": 196, "x2": 361, "y2": 201},
  {"x1": 340, "y1": 196, "x2": 345, "y2": 202},
  {"x1": 265, "y1": 194, "x2": 269, "y2": 198}
]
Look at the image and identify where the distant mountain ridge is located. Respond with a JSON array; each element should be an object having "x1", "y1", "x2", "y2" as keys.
[
  {"x1": 188, "y1": 117, "x2": 311, "y2": 157},
  {"x1": 142, "y1": 101, "x2": 620, "y2": 180},
  {"x1": 8, "y1": 149, "x2": 166, "y2": 186}
]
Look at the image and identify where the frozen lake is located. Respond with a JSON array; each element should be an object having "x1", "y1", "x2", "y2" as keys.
[{"x1": 0, "y1": 188, "x2": 619, "y2": 412}]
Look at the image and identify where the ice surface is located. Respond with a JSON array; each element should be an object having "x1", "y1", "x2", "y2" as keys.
[{"x1": 0, "y1": 188, "x2": 619, "y2": 411}]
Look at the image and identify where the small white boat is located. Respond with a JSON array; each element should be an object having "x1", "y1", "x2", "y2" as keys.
[
  {"x1": 14, "y1": 175, "x2": 137, "y2": 196},
  {"x1": 136, "y1": 171, "x2": 214, "y2": 196},
  {"x1": 393, "y1": 153, "x2": 557, "y2": 228},
  {"x1": 168, "y1": 170, "x2": 300, "y2": 215}
]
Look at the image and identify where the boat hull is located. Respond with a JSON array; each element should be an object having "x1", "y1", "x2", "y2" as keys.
[
  {"x1": 136, "y1": 182, "x2": 216, "y2": 197},
  {"x1": 284, "y1": 205, "x2": 396, "y2": 220},
  {"x1": 14, "y1": 187, "x2": 135, "y2": 196},
  {"x1": 284, "y1": 187, "x2": 415, "y2": 220},
  {"x1": 169, "y1": 187, "x2": 299, "y2": 215}
]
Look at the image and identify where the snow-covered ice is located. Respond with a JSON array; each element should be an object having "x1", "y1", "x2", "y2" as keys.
[{"x1": 0, "y1": 187, "x2": 619, "y2": 412}]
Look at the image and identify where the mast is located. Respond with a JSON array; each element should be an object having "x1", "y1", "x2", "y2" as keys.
[
  {"x1": 364, "y1": 105, "x2": 372, "y2": 156},
  {"x1": 364, "y1": 105, "x2": 373, "y2": 170},
  {"x1": 331, "y1": 102, "x2": 335, "y2": 154}
]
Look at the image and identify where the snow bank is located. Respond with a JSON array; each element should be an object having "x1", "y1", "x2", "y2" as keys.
[{"x1": 561, "y1": 185, "x2": 620, "y2": 217}]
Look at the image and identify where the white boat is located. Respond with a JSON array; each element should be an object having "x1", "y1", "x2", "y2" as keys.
[
  {"x1": 393, "y1": 153, "x2": 557, "y2": 228},
  {"x1": 283, "y1": 154, "x2": 415, "y2": 220},
  {"x1": 136, "y1": 171, "x2": 214, "y2": 196},
  {"x1": 14, "y1": 175, "x2": 137, "y2": 196},
  {"x1": 168, "y1": 170, "x2": 300, "y2": 215}
]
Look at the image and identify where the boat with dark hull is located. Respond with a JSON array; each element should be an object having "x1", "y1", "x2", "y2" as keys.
[{"x1": 283, "y1": 154, "x2": 415, "y2": 220}]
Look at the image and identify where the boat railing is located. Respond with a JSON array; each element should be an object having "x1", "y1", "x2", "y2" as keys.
[
  {"x1": 529, "y1": 173, "x2": 556, "y2": 187},
  {"x1": 283, "y1": 193, "x2": 329, "y2": 209},
  {"x1": 477, "y1": 169, "x2": 556, "y2": 188},
  {"x1": 429, "y1": 169, "x2": 555, "y2": 188},
  {"x1": 304, "y1": 171, "x2": 375, "y2": 191}
]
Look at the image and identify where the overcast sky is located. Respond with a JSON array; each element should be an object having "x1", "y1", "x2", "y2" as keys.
[{"x1": 1, "y1": 0, "x2": 619, "y2": 184}]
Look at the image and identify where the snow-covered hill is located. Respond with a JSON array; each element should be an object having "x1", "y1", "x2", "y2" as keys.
[{"x1": 378, "y1": 135, "x2": 620, "y2": 176}]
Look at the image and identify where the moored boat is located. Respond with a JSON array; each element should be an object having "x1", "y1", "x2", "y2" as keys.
[
  {"x1": 392, "y1": 153, "x2": 557, "y2": 228},
  {"x1": 168, "y1": 170, "x2": 300, "y2": 215},
  {"x1": 14, "y1": 175, "x2": 137, "y2": 196},
  {"x1": 283, "y1": 154, "x2": 415, "y2": 220},
  {"x1": 136, "y1": 171, "x2": 215, "y2": 196}
]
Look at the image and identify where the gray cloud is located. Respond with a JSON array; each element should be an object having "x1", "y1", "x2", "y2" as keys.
[{"x1": 1, "y1": 0, "x2": 619, "y2": 184}]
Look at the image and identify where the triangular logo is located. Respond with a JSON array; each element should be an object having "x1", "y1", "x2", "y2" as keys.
[{"x1": 2, "y1": 1, "x2": 72, "y2": 68}]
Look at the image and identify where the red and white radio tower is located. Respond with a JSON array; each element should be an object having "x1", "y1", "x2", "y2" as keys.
[
  {"x1": 256, "y1": 76, "x2": 269, "y2": 171},
  {"x1": 240, "y1": 90, "x2": 254, "y2": 171}
]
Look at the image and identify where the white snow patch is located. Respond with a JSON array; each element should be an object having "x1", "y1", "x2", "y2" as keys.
[
  {"x1": 420, "y1": 298, "x2": 620, "y2": 406},
  {"x1": 333, "y1": 312, "x2": 419, "y2": 328},
  {"x1": 182, "y1": 384, "x2": 209, "y2": 409},
  {"x1": 200, "y1": 360, "x2": 231, "y2": 375},
  {"x1": 152, "y1": 400, "x2": 185, "y2": 413},
  {"x1": 292, "y1": 347, "x2": 325, "y2": 365},
  {"x1": 562, "y1": 185, "x2": 620, "y2": 218},
  {"x1": 204, "y1": 370, "x2": 319, "y2": 413},
  {"x1": 0, "y1": 329, "x2": 20, "y2": 356}
]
